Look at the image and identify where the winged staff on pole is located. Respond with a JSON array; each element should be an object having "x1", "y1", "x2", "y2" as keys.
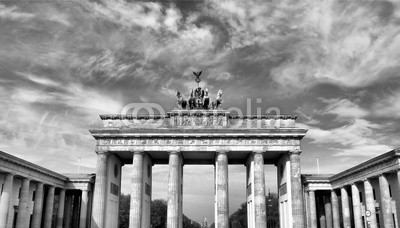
[{"x1": 176, "y1": 70, "x2": 223, "y2": 110}]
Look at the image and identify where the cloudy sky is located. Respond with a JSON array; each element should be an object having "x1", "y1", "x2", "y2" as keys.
[{"x1": 1, "y1": 0, "x2": 400, "y2": 224}]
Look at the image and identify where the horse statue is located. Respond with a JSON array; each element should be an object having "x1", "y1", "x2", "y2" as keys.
[
  {"x1": 203, "y1": 88, "x2": 210, "y2": 109},
  {"x1": 188, "y1": 89, "x2": 196, "y2": 109},
  {"x1": 194, "y1": 87, "x2": 204, "y2": 109},
  {"x1": 211, "y1": 89, "x2": 223, "y2": 109},
  {"x1": 176, "y1": 91, "x2": 187, "y2": 109}
]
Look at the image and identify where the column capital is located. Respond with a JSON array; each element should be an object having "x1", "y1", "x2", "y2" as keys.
[
  {"x1": 288, "y1": 149, "x2": 302, "y2": 155},
  {"x1": 131, "y1": 150, "x2": 145, "y2": 155},
  {"x1": 5, "y1": 172, "x2": 15, "y2": 177},
  {"x1": 95, "y1": 150, "x2": 109, "y2": 155},
  {"x1": 168, "y1": 150, "x2": 181, "y2": 155},
  {"x1": 216, "y1": 150, "x2": 229, "y2": 154},
  {"x1": 252, "y1": 150, "x2": 265, "y2": 154}
]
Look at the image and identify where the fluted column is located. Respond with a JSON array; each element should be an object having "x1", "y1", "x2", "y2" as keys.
[
  {"x1": 65, "y1": 193, "x2": 73, "y2": 228},
  {"x1": 340, "y1": 187, "x2": 351, "y2": 228},
  {"x1": 73, "y1": 193, "x2": 81, "y2": 227},
  {"x1": 130, "y1": 151, "x2": 144, "y2": 228},
  {"x1": 305, "y1": 191, "x2": 310, "y2": 227},
  {"x1": 309, "y1": 191, "x2": 317, "y2": 228},
  {"x1": 253, "y1": 151, "x2": 267, "y2": 228},
  {"x1": 330, "y1": 190, "x2": 340, "y2": 228},
  {"x1": 15, "y1": 178, "x2": 30, "y2": 228},
  {"x1": 167, "y1": 151, "x2": 183, "y2": 228},
  {"x1": 44, "y1": 186, "x2": 55, "y2": 228},
  {"x1": 91, "y1": 151, "x2": 108, "y2": 228},
  {"x1": 318, "y1": 196, "x2": 326, "y2": 228},
  {"x1": 364, "y1": 179, "x2": 378, "y2": 228},
  {"x1": 351, "y1": 184, "x2": 363, "y2": 228},
  {"x1": 324, "y1": 195, "x2": 332, "y2": 228},
  {"x1": 0, "y1": 173, "x2": 14, "y2": 228},
  {"x1": 290, "y1": 150, "x2": 305, "y2": 228},
  {"x1": 32, "y1": 182, "x2": 44, "y2": 228},
  {"x1": 215, "y1": 151, "x2": 229, "y2": 228},
  {"x1": 379, "y1": 174, "x2": 394, "y2": 228},
  {"x1": 80, "y1": 190, "x2": 89, "y2": 228},
  {"x1": 56, "y1": 189, "x2": 66, "y2": 228}
]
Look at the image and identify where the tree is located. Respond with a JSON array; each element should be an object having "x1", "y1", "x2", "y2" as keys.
[
  {"x1": 229, "y1": 203, "x2": 247, "y2": 228},
  {"x1": 119, "y1": 194, "x2": 131, "y2": 228},
  {"x1": 229, "y1": 193, "x2": 280, "y2": 228},
  {"x1": 183, "y1": 214, "x2": 201, "y2": 228},
  {"x1": 119, "y1": 196, "x2": 201, "y2": 228},
  {"x1": 151, "y1": 199, "x2": 168, "y2": 228}
]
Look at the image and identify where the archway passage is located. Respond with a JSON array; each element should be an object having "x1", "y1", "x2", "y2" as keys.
[{"x1": 89, "y1": 109, "x2": 307, "y2": 228}]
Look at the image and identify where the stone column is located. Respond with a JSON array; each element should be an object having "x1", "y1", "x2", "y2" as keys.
[
  {"x1": 364, "y1": 179, "x2": 378, "y2": 228},
  {"x1": 167, "y1": 151, "x2": 183, "y2": 228},
  {"x1": 330, "y1": 190, "x2": 340, "y2": 228},
  {"x1": 351, "y1": 184, "x2": 363, "y2": 228},
  {"x1": 324, "y1": 195, "x2": 333, "y2": 228},
  {"x1": 65, "y1": 193, "x2": 73, "y2": 228},
  {"x1": 215, "y1": 151, "x2": 229, "y2": 228},
  {"x1": 305, "y1": 191, "x2": 310, "y2": 227},
  {"x1": 32, "y1": 182, "x2": 44, "y2": 228},
  {"x1": 80, "y1": 190, "x2": 89, "y2": 228},
  {"x1": 318, "y1": 196, "x2": 326, "y2": 228},
  {"x1": 290, "y1": 150, "x2": 305, "y2": 228},
  {"x1": 91, "y1": 151, "x2": 108, "y2": 228},
  {"x1": 15, "y1": 177, "x2": 30, "y2": 228},
  {"x1": 309, "y1": 190, "x2": 317, "y2": 228},
  {"x1": 253, "y1": 152, "x2": 267, "y2": 228},
  {"x1": 340, "y1": 187, "x2": 351, "y2": 228},
  {"x1": 0, "y1": 173, "x2": 14, "y2": 228},
  {"x1": 130, "y1": 151, "x2": 144, "y2": 228},
  {"x1": 73, "y1": 193, "x2": 81, "y2": 227},
  {"x1": 44, "y1": 186, "x2": 55, "y2": 228},
  {"x1": 56, "y1": 189, "x2": 66, "y2": 228},
  {"x1": 379, "y1": 174, "x2": 394, "y2": 228}
]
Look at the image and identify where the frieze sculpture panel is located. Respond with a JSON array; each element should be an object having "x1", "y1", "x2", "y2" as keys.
[{"x1": 98, "y1": 138, "x2": 301, "y2": 147}]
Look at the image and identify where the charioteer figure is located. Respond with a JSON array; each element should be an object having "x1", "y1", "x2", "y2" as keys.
[{"x1": 175, "y1": 70, "x2": 223, "y2": 110}]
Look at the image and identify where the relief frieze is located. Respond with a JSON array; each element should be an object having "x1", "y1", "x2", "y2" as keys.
[{"x1": 98, "y1": 138, "x2": 300, "y2": 146}]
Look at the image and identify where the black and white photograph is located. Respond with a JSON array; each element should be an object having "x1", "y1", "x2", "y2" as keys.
[{"x1": 0, "y1": 0, "x2": 399, "y2": 227}]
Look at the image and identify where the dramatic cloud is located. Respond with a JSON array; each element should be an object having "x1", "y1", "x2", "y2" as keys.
[{"x1": 1, "y1": 0, "x2": 400, "y2": 223}]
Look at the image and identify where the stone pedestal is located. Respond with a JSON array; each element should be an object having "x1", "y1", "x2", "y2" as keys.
[
  {"x1": 340, "y1": 187, "x2": 350, "y2": 228},
  {"x1": 379, "y1": 174, "x2": 394, "y2": 228},
  {"x1": 91, "y1": 152, "x2": 108, "y2": 228},
  {"x1": 167, "y1": 151, "x2": 183, "y2": 228},
  {"x1": 16, "y1": 178, "x2": 30, "y2": 228},
  {"x1": 0, "y1": 173, "x2": 14, "y2": 228},
  {"x1": 364, "y1": 179, "x2": 378, "y2": 228},
  {"x1": 309, "y1": 191, "x2": 317, "y2": 228},
  {"x1": 290, "y1": 151, "x2": 305, "y2": 228},
  {"x1": 330, "y1": 190, "x2": 340, "y2": 228},
  {"x1": 56, "y1": 189, "x2": 66, "y2": 228},
  {"x1": 80, "y1": 190, "x2": 89, "y2": 228},
  {"x1": 351, "y1": 184, "x2": 362, "y2": 228},
  {"x1": 44, "y1": 186, "x2": 55, "y2": 228},
  {"x1": 130, "y1": 151, "x2": 144, "y2": 228},
  {"x1": 215, "y1": 151, "x2": 229, "y2": 228}
]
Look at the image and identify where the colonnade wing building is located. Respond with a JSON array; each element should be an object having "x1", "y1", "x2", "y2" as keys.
[
  {"x1": 0, "y1": 151, "x2": 94, "y2": 228},
  {"x1": 89, "y1": 109, "x2": 307, "y2": 228},
  {"x1": 303, "y1": 149, "x2": 400, "y2": 228}
]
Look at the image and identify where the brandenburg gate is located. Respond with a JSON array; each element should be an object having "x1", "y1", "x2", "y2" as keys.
[{"x1": 89, "y1": 106, "x2": 307, "y2": 228}]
